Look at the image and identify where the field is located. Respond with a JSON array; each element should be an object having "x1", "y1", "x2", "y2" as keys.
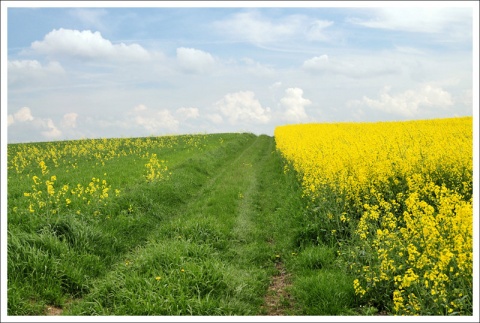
[
  {"x1": 6, "y1": 116, "x2": 474, "y2": 316},
  {"x1": 275, "y1": 116, "x2": 473, "y2": 315}
]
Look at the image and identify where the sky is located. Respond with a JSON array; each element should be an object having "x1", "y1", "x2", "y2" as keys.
[
  {"x1": 1, "y1": 3, "x2": 479, "y2": 322},
  {"x1": 2, "y1": 1, "x2": 479, "y2": 143}
]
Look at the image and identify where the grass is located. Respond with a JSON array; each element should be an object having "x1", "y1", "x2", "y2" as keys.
[{"x1": 7, "y1": 133, "x2": 362, "y2": 316}]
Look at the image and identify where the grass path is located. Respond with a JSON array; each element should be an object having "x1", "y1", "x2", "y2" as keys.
[{"x1": 60, "y1": 135, "x2": 305, "y2": 315}]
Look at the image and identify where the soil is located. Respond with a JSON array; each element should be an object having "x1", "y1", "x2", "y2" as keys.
[{"x1": 262, "y1": 261, "x2": 294, "y2": 315}]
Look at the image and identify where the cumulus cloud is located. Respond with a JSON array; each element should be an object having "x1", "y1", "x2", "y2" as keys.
[
  {"x1": 213, "y1": 11, "x2": 333, "y2": 44},
  {"x1": 176, "y1": 47, "x2": 215, "y2": 74},
  {"x1": 31, "y1": 28, "x2": 151, "y2": 61},
  {"x1": 130, "y1": 104, "x2": 179, "y2": 133},
  {"x1": 214, "y1": 91, "x2": 271, "y2": 124},
  {"x1": 302, "y1": 54, "x2": 329, "y2": 70},
  {"x1": 62, "y1": 113, "x2": 79, "y2": 128},
  {"x1": 280, "y1": 88, "x2": 312, "y2": 123},
  {"x1": 41, "y1": 119, "x2": 62, "y2": 139},
  {"x1": 12, "y1": 107, "x2": 34, "y2": 122},
  {"x1": 176, "y1": 107, "x2": 200, "y2": 120},
  {"x1": 8, "y1": 60, "x2": 65, "y2": 85},
  {"x1": 208, "y1": 113, "x2": 223, "y2": 124},
  {"x1": 347, "y1": 85, "x2": 454, "y2": 117},
  {"x1": 7, "y1": 107, "x2": 63, "y2": 140},
  {"x1": 302, "y1": 54, "x2": 398, "y2": 78}
]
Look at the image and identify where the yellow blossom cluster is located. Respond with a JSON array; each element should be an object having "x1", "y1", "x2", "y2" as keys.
[
  {"x1": 144, "y1": 153, "x2": 171, "y2": 183},
  {"x1": 22, "y1": 170, "x2": 116, "y2": 216},
  {"x1": 275, "y1": 117, "x2": 472, "y2": 315}
]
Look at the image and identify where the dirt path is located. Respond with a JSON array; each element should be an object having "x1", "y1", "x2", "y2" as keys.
[{"x1": 263, "y1": 262, "x2": 294, "y2": 315}]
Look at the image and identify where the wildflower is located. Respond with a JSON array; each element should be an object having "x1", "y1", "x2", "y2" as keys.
[{"x1": 46, "y1": 183, "x2": 55, "y2": 196}]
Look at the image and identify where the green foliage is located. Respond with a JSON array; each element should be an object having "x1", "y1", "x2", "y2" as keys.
[
  {"x1": 8, "y1": 133, "x2": 309, "y2": 316},
  {"x1": 291, "y1": 270, "x2": 357, "y2": 315}
]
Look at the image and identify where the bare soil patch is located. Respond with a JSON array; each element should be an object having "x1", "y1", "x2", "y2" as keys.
[
  {"x1": 45, "y1": 305, "x2": 63, "y2": 316},
  {"x1": 262, "y1": 262, "x2": 294, "y2": 315}
]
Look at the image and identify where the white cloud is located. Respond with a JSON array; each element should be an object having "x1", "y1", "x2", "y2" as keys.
[
  {"x1": 303, "y1": 54, "x2": 329, "y2": 71},
  {"x1": 8, "y1": 59, "x2": 64, "y2": 73},
  {"x1": 31, "y1": 28, "x2": 151, "y2": 61},
  {"x1": 41, "y1": 119, "x2": 62, "y2": 139},
  {"x1": 7, "y1": 107, "x2": 63, "y2": 140},
  {"x1": 349, "y1": 8, "x2": 472, "y2": 42},
  {"x1": 213, "y1": 11, "x2": 333, "y2": 44},
  {"x1": 13, "y1": 107, "x2": 34, "y2": 122},
  {"x1": 133, "y1": 104, "x2": 147, "y2": 112},
  {"x1": 280, "y1": 88, "x2": 312, "y2": 123},
  {"x1": 176, "y1": 107, "x2": 200, "y2": 120},
  {"x1": 214, "y1": 91, "x2": 271, "y2": 124},
  {"x1": 176, "y1": 47, "x2": 215, "y2": 74},
  {"x1": 130, "y1": 104, "x2": 179, "y2": 133},
  {"x1": 302, "y1": 54, "x2": 398, "y2": 79},
  {"x1": 8, "y1": 60, "x2": 65, "y2": 85},
  {"x1": 347, "y1": 85, "x2": 454, "y2": 117},
  {"x1": 306, "y1": 20, "x2": 335, "y2": 41},
  {"x1": 208, "y1": 113, "x2": 223, "y2": 124},
  {"x1": 62, "y1": 113, "x2": 79, "y2": 128}
]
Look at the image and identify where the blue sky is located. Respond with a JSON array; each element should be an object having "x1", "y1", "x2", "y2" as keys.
[{"x1": 2, "y1": 1, "x2": 478, "y2": 143}]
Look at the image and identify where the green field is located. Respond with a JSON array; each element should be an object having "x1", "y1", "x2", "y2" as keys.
[{"x1": 7, "y1": 133, "x2": 359, "y2": 316}]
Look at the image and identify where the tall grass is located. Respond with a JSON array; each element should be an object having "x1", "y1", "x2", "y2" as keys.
[{"x1": 7, "y1": 133, "x2": 312, "y2": 316}]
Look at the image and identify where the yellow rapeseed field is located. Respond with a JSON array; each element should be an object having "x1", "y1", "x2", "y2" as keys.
[{"x1": 275, "y1": 117, "x2": 473, "y2": 315}]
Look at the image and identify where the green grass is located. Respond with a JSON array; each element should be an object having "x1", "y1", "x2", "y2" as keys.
[{"x1": 7, "y1": 133, "x2": 362, "y2": 316}]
